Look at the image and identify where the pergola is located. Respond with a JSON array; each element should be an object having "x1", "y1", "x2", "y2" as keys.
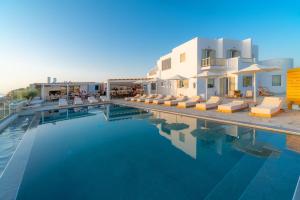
[
  {"x1": 32, "y1": 82, "x2": 100, "y2": 100},
  {"x1": 106, "y1": 78, "x2": 151, "y2": 99}
]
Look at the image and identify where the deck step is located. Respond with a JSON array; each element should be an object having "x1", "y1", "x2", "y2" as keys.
[
  {"x1": 203, "y1": 155, "x2": 266, "y2": 200},
  {"x1": 239, "y1": 150, "x2": 300, "y2": 200}
]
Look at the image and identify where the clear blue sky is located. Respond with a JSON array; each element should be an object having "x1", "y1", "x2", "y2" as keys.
[{"x1": 0, "y1": 0, "x2": 300, "y2": 94}]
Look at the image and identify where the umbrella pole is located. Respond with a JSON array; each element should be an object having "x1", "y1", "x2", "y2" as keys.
[{"x1": 253, "y1": 72, "x2": 256, "y2": 102}]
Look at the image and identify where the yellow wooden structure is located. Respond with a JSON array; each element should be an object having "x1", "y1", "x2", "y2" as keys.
[{"x1": 287, "y1": 68, "x2": 300, "y2": 109}]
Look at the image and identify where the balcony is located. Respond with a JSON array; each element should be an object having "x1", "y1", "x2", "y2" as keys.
[{"x1": 201, "y1": 57, "x2": 227, "y2": 67}]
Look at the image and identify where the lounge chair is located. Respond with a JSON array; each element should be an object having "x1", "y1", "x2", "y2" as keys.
[
  {"x1": 195, "y1": 96, "x2": 222, "y2": 110},
  {"x1": 164, "y1": 96, "x2": 188, "y2": 106},
  {"x1": 153, "y1": 95, "x2": 174, "y2": 104},
  {"x1": 125, "y1": 94, "x2": 140, "y2": 101},
  {"x1": 131, "y1": 94, "x2": 146, "y2": 101},
  {"x1": 177, "y1": 96, "x2": 204, "y2": 108},
  {"x1": 137, "y1": 94, "x2": 156, "y2": 102},
  {"x1": 88, "y1": 96, "x2": 98, "y2": 104},
  {"x1": 245, "y1": 90, "x2": 253, "y2": 98},
  {"x1": 58, "y1": 98, "x2": 68, "y2": 107},
  {"x1": 74, "y1": 97, "x2": 83, "y2": 105},
  {"x1": 250, "y1": 97, "x2": 282, "y2": 117},
  {"x1": 217, "y1": 100, "x2": 248, "y2": 113},
  {"x1": 100, "y1": 96, "x2": 110, "y2": 102},
  {"x1": 258, "y1": 87, "x2": 273, "y2": 96},
  {"x1": 145, "y1": 94, "x2": 164, "y2": 104}
]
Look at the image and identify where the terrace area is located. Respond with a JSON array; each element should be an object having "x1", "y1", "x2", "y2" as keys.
[{"x1": 112, "y1": 98, "x2": 300, "y2": 135}]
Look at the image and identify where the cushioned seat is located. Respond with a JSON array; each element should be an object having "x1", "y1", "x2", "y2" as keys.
[
  {"x1": 218, "y1": 100, "x2": 248, "y2": 113},
  {"x1": 177, "y1": 96, "x2": 204, "y2": 108},
  {"x1": 196, "y1": 96, "x2": 222, "y2": 110},
  {"x1": 250, "y1": 97, "x2": 282, "y2": 117}
]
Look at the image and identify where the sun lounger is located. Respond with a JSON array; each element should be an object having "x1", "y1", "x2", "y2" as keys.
[
  {"x1": 245, "y1": 90, "x2": 253, "y2": 98},
  {"x1": 217, "y1": 100, "x2": 248, "y2": 113},
  {"x1": 177, "y1": 96, "x2": 204, "y2": 108},
  {"x1": 125, "y1": 94, "x2": 140, "y2": 101},
  {"x1": 195, "y1": 96, "x2": 222, "y2": 110},
  {"x1": 137, "y1": 94, "x2": 156, "y2": 102},
  {"x1": 100, "y1": 96, "x2": 110, "y2": 102},
  {"x1": 88, "y1": 96, "x2": 98, "y2": 104},
  {"x1": 250, "y1": 97, "x2": 282, "y2": 117},
  {"x1": 74, "y1": 97, "x2": 83, "y2": 105},
  {"x1": 58, "y1": 98, "x2": 68, "y2": 107},
  {"x1": 131, "y1": 94, "x2": 146, "y2": 101},
  {"x1": 164, "y1": 96, "x2": 188, "y2": 106},
  {"x1": 153, "y1": 95, "x2": 174, "y2": 104},
  {"x1": 145, "y1": 94, "x2": 164, "y2": 104}
]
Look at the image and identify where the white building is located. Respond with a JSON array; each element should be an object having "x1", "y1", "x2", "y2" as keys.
[{"x1": 146, "y1": 37, "x2": 293, "y2": 99}]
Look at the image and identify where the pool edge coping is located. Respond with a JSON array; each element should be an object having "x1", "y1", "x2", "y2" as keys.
[{"x1": 114, "y1": 101, "x2": 300, "y2": 136}]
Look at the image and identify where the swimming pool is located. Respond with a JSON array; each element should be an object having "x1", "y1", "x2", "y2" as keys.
[{"x1": 0, "y1": 104, "x2": 299, "y2": 200}]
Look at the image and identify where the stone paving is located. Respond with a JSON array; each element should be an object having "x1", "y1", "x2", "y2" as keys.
[{"x1": 113, "y1": 99, "x2": 300, "y2": 135}]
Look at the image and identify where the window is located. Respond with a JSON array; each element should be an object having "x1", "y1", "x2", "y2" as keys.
[
  {"x1": 179, "y1": 132, "x2": 185, "y2": 142},
  {"x1": 272, "y1": 75, "x2": 281, "y2": 86},
  {"x1": 95, "y1": 85, "x2": 99, "y2": 90},
  {"x1": 243, "y1": 76, "x2": 252, "y2": 87},
  {"x1": 207, "y1": 78, "x2": 214, "y2": 88},
  {"x1": 180, "y1": 53, "x2": 186, "y2": 63},
  {"x1": 162, "y1": 58, "x2": 171, "y2": 70},
  {"x1": 151, "y1": 83, "x2": 156, "y2": 90},
  {"x1": 177, "y1": 80, "x2": 189, "y2": 88},
  {"x1": 227, "y1": 49, "x2": 240, "y2": 58},
  {"x1": 161, "y1": 82, "x2": 164, "y2": 87},
  {"x1": 193, "y1": 82, "x2": 196, "y2": 88}
]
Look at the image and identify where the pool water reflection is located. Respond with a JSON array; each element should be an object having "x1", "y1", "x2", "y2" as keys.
[{"x1": 7, "y1": 104, "x2": 300, "y2": 199}]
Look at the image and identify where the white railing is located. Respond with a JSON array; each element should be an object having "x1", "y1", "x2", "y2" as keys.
[{"x1": 201, "y1": 57, "x2": 227, "y2": 67}]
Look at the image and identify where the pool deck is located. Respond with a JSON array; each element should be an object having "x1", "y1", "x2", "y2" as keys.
[{"x1": 113, "y1": 99, "x2": 300, "y2": 135}]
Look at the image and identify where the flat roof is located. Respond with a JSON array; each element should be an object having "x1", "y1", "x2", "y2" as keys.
[{"x1": 32, "y1": 82, "x2": 101, "y2": 86}]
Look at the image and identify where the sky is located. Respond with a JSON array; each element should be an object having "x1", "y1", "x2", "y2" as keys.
[{"x1": 0, "y1": 0, "x2": 300, "y2": 94}]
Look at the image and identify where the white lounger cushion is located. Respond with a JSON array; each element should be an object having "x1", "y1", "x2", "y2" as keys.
[
  {"x1": 137, "y1": 94, "x2": 156, "y2": 102},
  {"x1": 145, "y1": 95, "x2": 164, "y2": 103},
  {"x1": 58, "y1": 98, "x2": 68, "y2": 106},
  {"x1": 164, "y1": 96, "x2": 188, "y2": 105},
  {"x1": 178, "y1": 96, "x2": 203, "y2": 107},
  {"x1": 218, "y1": 101, "x2": 247, "y2": 111},
  {"x1": 131, "y1": 94, "x2": 146, "y2": 101},
  {"x1": 88, "y1": 96, "x2": 98, "y2": 103},
  {"x1": 74, "y1": 97, "x2": 83, "y2": 105},
  {"x1": 251, "y1": 97, "x2": 282, "y2": 115},
  {"x1": 153, "y1": 96, "x2": 173, "y2": 104},
  {"x1": 196, "y1": 96, "x2": 222, "y2": 110}
]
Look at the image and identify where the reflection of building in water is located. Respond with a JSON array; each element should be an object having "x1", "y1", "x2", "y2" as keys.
[
  {"x1": 155, "y1": 111, "x2": 198, "y2": 158},
  {"x1": 151, "y1": 110, "x2": 281, "y2": 159},
  {"x1": 103, "y1": 104, "x2": 150, "y2": 121},
  {"x1": 286, "y1": 134, "x2": 300, "y2": 153},
  {"x1": 40, "y1": 106, "x2": 98, "y2": 124}
]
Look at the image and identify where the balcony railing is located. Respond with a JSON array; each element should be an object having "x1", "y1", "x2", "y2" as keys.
[{"x1": 201, "y1": 57, "x2": 227, "y2": 67}]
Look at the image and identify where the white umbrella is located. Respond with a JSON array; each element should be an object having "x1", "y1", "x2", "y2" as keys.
[
  {"x1": 233, "y1": 64, "x2": 280, "y2": 102},
  {"x1": 194, "y1": 71, "x2": 222, "y2": 100},
  {"x1": 167, "y1": 75, "x2": 187, "y2": 80}
]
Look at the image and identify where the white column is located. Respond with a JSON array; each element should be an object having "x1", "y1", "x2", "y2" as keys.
[
  {"x1": 106, "y1": 81, "x2": 111, "y2": 100},
  {"x1": 206, "y1": 78, "x2": 208, "y2": 100},
  {"x1": 253, "y1": 72, "x2": 257, "y2": 102},
  {"x1": 41, "y1": 84, "x2": 45, "y2": 100},
  {"x1": 66, "y1": 84, "x2": 69, "y2": 100}
]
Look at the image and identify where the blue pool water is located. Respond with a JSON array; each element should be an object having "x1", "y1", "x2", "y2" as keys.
[{"x1": 0, "y1": 104, "x2": 300, "y2": 200}]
